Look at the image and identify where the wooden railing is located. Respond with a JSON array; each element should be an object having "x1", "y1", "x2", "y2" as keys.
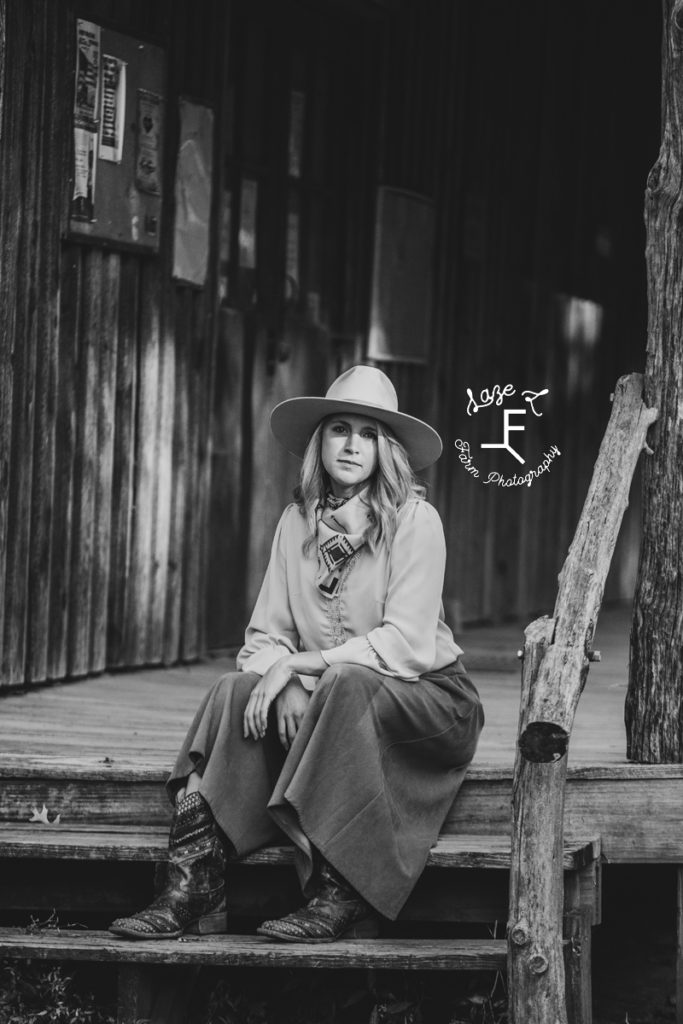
[{"x1": 508, "y1": 374, "x2": 658, "y2": 1023}]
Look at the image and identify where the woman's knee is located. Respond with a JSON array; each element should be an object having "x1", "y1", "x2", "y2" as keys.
[
  {"x1": 317, "y1": 662, "x2": 353, "y2": 691},
  {"x1": 313, "y1": 662, "x2": 379, "y2": 701},
  {"x1": 211, "y1": 670, "x2": 259, "y2": 705}
]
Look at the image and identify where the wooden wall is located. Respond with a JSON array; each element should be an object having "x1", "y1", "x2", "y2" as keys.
[
  {"x1": 0, "y1": 0, "x2": 661, "y2": 691},
  {"x1": 0, "y1": 0, "x2": 384, "y2": 682},
  {"x1": 206, "y1": 1, "x2": 382, "y2": 645},
  {"x1": 369, "y1": 0, "x2": 661, "y2": 625},
  {"x1": 0, "y1": 0, "x2": 229, "y2": 687}
]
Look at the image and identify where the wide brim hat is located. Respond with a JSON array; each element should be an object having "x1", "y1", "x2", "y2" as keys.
[{"x1": 270, "y1": 364, "x2": 443, "y2": 471}]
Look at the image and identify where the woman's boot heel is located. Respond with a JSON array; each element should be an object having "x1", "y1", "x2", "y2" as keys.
[
  {"x1": 341, "y1": 915, "x2": 380, "y2": 939},
  {"x1": 257, "y1": 860, "x2": 379, "y2": 943},
  {"x1": 189, "y1": 909, "x2": 229, "y2": 935}
]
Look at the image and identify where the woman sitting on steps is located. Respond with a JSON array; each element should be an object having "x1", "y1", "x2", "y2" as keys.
[{"x1": 109, "y1": 364, "x2": 484, "y2": 943}]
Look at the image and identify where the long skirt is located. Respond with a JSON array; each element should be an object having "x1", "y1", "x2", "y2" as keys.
[{"x1": 167, "y1": 660, "x2": 484, "y2": 920}]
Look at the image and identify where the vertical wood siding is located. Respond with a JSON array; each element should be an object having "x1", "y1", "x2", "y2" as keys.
[
  {"x1": 0, "y1": 0, "x2": 659, "y2": 690},
  {"x1": 207, "y1": 4, "x2": 383, "y2": 643},
  {"x1": 0, "y1": 0, "x2": 229, "y2": 686},
  {"x1": 371, "y1": 0, "x2": 659, "y2": 625}
]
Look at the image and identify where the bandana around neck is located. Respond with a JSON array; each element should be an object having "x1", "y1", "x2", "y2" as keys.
[{"x1": 315, "y1": 490, "x2": 374, "y2": 598}]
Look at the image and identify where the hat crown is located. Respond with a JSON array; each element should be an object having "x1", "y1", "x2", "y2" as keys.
[
  {"x1": 269, "y1": 363, "x2": 442, "y2": 469},
  {"x1": 325, "y1": 366, "x2": 398, "y2": 413}
]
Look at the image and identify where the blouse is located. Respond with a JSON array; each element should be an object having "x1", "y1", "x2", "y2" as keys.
[{"x1": 236, "y1": 498, "x2": 463, "y2": 687}]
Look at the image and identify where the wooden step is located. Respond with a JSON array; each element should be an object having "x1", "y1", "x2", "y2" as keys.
[
  {"x1": 0, "y1": 927, "x2": 507, "y2": 971},
  {"x1": 2, "y1": 752, "x2": 683, "y2": 866},
  {"x1": 0, "y1": 824, "x2": 600, "y2": 871}
]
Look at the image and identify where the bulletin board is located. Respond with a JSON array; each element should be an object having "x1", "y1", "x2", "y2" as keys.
[{"x1": 69, "y1": 20, "x2": 166, "y2": 252}]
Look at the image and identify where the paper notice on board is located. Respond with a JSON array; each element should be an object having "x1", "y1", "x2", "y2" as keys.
[
  {"x1": 71, "y1": 127, "x2": 97, "y2": 221},
  {"x1": 74, "y1": 20, "x2": 101, "y2": 128},
  {"x1": 99, "y1": 56, "x2": 127, "y2": 162},
  {"x1": 173, "y1": 99, "x2": 214, "y2": 286},
  {"x1": 135, "y1": 90, "x2": 163, "y2": 195}
]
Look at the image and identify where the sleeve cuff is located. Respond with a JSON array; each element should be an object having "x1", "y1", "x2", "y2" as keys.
[
  {"x1": 320, "y1": 636, "x2": 388, "y2": 672},
  {"x1": 239, "y1": 645, "x2": 293, "y2": 676}
]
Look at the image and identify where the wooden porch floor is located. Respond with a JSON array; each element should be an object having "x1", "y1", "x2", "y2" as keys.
[{"x1": 0, "y1": 603, "x2": 632, "y2": 767}]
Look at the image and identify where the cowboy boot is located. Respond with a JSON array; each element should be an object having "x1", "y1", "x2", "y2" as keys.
[
  {"x1": 257, "y1": 860, "x2": 379, "y2": 943},
  {"x1": 109, "y1": 791, "x2": 229, "y2": 940}
]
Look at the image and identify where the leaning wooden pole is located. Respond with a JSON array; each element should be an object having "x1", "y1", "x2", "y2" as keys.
[
  {"x1": 508, "y1": 374, "x2": 657, "y2": 1024},
  {"x1": 626, "y1": 0, "x2": 683, "y2": 762}
]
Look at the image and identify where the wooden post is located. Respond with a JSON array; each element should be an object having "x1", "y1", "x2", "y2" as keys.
[
  {"x1": 508, "y1": 374, "x2": 657, "y2": 1024},
  {"x1": 563, "y1": 873, "x2": 594, "y2": 1024},
  {"x1": 117, "y1": 964, "x2": 200, "y2": 1024},
  {"x1": 626, "y1": 0, "x2": 683, "y2": 762},
  {"x1": 117, "y1": 964, "x2": 154, "y2": 1024}
]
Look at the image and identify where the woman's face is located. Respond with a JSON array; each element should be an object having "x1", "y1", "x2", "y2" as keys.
[{"x1": 321, "y1": 414, "x2": 379, "y2": 497}]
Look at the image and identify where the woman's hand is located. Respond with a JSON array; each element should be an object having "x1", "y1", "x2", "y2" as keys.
[
  {"x1": 243, "y1": 658, "x2": 298, "y2": 740},
  {"x1": 275, "y1": 677, "x2": 310, "y2": 750}
]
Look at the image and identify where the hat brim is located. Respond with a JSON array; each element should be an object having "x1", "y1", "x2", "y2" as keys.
[{"x1": 270, "y1": 396, "x2": 443, "y2": 471}]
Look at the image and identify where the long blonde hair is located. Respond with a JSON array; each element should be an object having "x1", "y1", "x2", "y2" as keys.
[{"x1": 294, "y1": 416, "x2": 426, "y2": 555}]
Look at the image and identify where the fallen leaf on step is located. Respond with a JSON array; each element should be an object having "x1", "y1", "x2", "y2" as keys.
[{"x1": 29, "y1": 805, "x2": 61, "y2": 826}]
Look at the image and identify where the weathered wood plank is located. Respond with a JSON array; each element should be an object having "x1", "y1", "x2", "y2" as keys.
[
  {"x1": 163, "y1": 292, "x2": 190, "y2": 665},
  {"x1": 180, "y1": 293, "x2": 207, "y2": 661},
  {"x1": 563, "y1": 908, "x2": 592, "y2": 1024},
  {"x1": 193, "y1": 4, "x2": 227, "y2": 662},
  {"x1": 2, "y1": 751, "x2": 683, "y2": 861},
  {"x1": 0, "y1": 929, "x2": 507, "y2": 970},
  {"x1": 206, "y1": 307, "x2": 247, "y2": 647},
  {"x1": 0, "y1": 0, "x2": 20, "y2": 684},
  {"x1": 90, "y1": 252, "x2": 120, "y2": 672},
  {"x1": 47, "y1": 247, "x2": 81, "y2": 680},
  {"x1": 67, "y1": 249, "x2": 103, "y2": 677},
  {"x1": 1, "y1": 780, "x2": 171, "y2": 826},
  {"x1": 106, "y1": 257, "x2": 139, "y2": 667},
  {"x1": 3, "y1": 749, "x2": 683, "y2": 782},
  {"x1": 246, "y1": 322, "x2": 326, "y2": 612},
  {"x1": 2, "y1": 749, "x2": 683, "y2": 784},
  {"x1": 0, "y1": 854, "x2": 595, "y2": 928},
  {"x1": 2, "y1": 0, "x2": 44, "y2": 686},
  {"x1": 25, "y1": 0, "x2": 64, "y2": 684},
  {"x1": 117, "y1": 964, "x2": 155, "y2": 1024},
  {"x1": 124, "y1": 261, "x2": 161, "y2": 664},
  {"x1": 147, "y1": 299, "x2": 175, "y2": 663},
  {"x1": 0, "y1": 825, "x2": 599, "y2": 872}
]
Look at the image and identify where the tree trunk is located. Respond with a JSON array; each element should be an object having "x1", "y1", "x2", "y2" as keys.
[{"x1": 626, "y1": 0, "x2": 683, "y2": 762}]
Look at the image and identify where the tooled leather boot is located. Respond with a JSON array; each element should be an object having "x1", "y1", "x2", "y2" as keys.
[
  {"x1": 257, "y1": 860, "x2": 379, "y2": 943},
  {"x1": 109, "y1": 791, "x2": 228, "y2": 940}
]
